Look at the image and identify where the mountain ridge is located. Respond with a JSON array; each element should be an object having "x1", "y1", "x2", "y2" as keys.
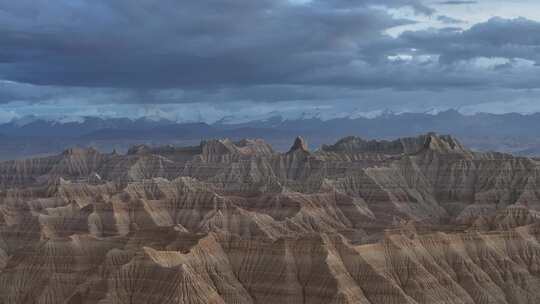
[{"x1": 1, "y1": 110, "x2": 540, "y2": 160}]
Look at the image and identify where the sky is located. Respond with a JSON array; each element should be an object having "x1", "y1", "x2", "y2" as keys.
[{"x1": 1, "y1": 0, "x2": 540, "y2": 122}]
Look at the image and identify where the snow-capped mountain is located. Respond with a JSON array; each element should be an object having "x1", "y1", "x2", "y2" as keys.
[{"x1": 1, "y1": 110, "x2": 540, "y2": 159}]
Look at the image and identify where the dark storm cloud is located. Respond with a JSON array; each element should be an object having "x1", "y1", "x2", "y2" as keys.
[
  {"x1": 0, "y1": 0, "x2": 539, "y2": 110},
  {"x1": 394, "y1": 17, "x2": 540, "y2": 65},
  {"x1": 0, "y1": 0, "x2": 416, "y2": 89},
  {"x1": 325, "y1": 0, "x2": 435, "y2": 15}
]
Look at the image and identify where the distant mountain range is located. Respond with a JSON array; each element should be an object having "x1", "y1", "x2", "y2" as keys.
[{"x1": 1, "y1": 110, "x2": 540, "y2": 160}]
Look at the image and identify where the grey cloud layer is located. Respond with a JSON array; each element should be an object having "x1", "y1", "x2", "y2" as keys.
[
  {"x1": 0, "y1": 0, "x2": 539, "y2": 109},
  {"x1": 398, "y1": 17, "x2": 540, "y2": 64},
  {"x1": 0, "y1": 0, "x2": 413, "y2": 88},
  {"x1": 436, "y1": 1, "x2": 477, "y2": 5}
]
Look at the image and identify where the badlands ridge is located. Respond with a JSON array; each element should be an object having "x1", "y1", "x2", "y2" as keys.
[{"x1": 1, "y1": 133, "x2": 540, "y2": 303}]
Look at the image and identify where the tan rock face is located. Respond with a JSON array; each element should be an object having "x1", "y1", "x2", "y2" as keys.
[{"x1": 1, "y1": 133, "x2": 540, "y2": 303}]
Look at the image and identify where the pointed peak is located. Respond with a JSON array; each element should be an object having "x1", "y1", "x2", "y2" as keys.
[
  {"x1": 421, "y1": 132, "x2": 468, "y2": 154},
  {"x1": 288, "y1": 136, "x2": 309, "y2": 153}
]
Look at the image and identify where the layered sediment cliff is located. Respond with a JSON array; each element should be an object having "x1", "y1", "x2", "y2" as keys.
[{"x1": 0, "y1": 134, "x2": 540, "y2": 303}]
